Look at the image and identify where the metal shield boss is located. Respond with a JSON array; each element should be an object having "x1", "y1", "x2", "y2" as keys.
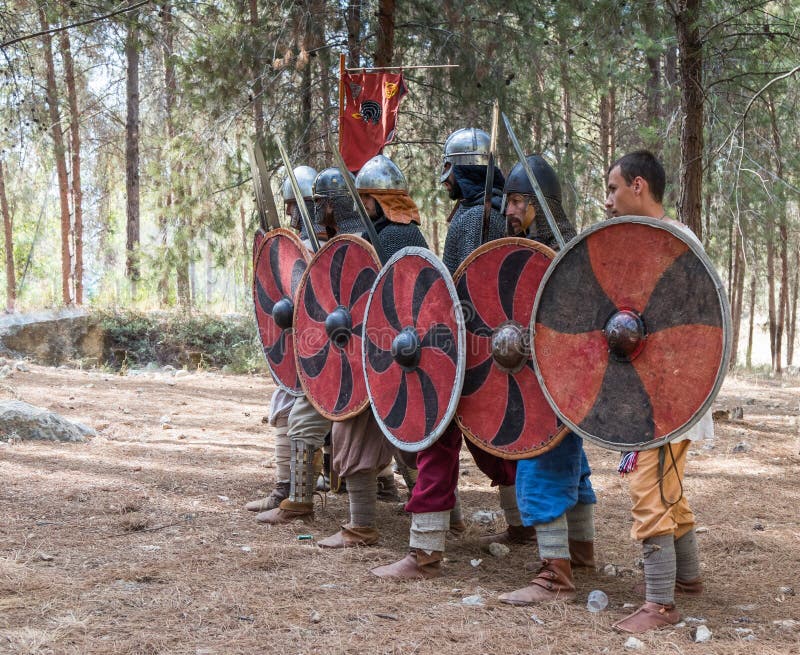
[
  {"x1": 363, "y1": 247, "x2": 466, "y2": 451},
  {"x1": 531, "y1": 216, "x2": 731, "y2": 451},
  {"x1": 294, "y1": 234, "x2": 381, "y2": 420},
  {"x1": 454, "y1": 237, "x2": 569, "y2": 459},
  {"x1": 253, "y1": 228, "x2": 310, "y2": 395}
]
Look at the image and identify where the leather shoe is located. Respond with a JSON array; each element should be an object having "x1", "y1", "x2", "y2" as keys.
[
  {"x1": 318, "y1": 525, "x2": 379, "y2": 548},
  {"x1": 613, "y1": 602, "x2": 680, "y2": 633},
  {"x1": 499, "y1": 558, "x2": 576, "y2": 605},
  {"x1": 371, "y1": 549, "x2": 442, "y2": 579},
  {"x1": 480, "y1": 524, "x2": 537, "y2": 550},
  {"x1": 256, "y1": 499, "x2": 313, "y2": 524}
]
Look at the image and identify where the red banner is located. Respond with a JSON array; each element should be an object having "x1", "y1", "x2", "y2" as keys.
[{"x1": 340, "y1": 71, "x2": 407, "y2": 172}]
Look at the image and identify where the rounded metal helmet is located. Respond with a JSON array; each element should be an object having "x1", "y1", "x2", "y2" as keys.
[
  {"x1": 355, "y1": 154, "x2": 407, "y2": 192},
  {"x1": 313, "y1": 167, "x2": 353, "y2": 199},
  {"x1": 281, "y1": 165, "x2": 318, "y2": 201},
  {"x1": 503, "y1": 155, "x2": 562, "y2": 203},
  {"x1": 440, "y1": 127, "x2": 491, "y2": 182}
]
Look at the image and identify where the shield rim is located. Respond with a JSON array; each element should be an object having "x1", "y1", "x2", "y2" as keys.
[
  {"x1": 252, "y1": 227, "x2": 311, "y2": 396},
  {"x1": 453, "y1": 236, "x2": 570, "y2": 460},
  {"x1": 530, "y1": 215, "x2": 732, "y2": 452},
  {"x1": 293, "y1": 233, "x2": 381, "y2": 421},
  {"x1": 362, "y1": 245, "x2": 466, "y2": 452}
]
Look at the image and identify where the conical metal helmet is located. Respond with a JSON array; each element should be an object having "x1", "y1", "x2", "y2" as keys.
[
  {"x1": 313, "y1": 167, "x2": 353, "y2": 199},
  {"x1": 355, "y1": 154, "x2": 407, "y2": 192},
  {"x1": 440, "y1": 127, "x2": 491, "y2": 182},
  {"x1": 503, "y1": 155, "x2": 562, "y2": 203},
  {"x1": 281, "y1": 165, "x2": 318, "y2": 201}
]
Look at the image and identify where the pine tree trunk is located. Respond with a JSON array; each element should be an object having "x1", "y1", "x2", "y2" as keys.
[
  {"x1": 728, "y1": 227, "x2": 745, "y2": 369},
  {"x1": 39, "y1": 5, "x2": 73, "y2": 305},
  {"x1": 787, "y1": 247, "x2": 799, "y2": 366},
  {"x1": 746, "y1": 268, "x2": 757, "y2": 368},
  {"x1": 673, "y1": 0, "x2": 704, "y2": 237},
  {"x1": 768, "y1": 95, "x2": 787, "y2": 372},
  {"x1": 375, "y1": 0, "x2": 395, "y2": 67},
  {"x1": 125, "y1": 14, "x2": 141, "y2": 293},
  {"x1": 766, "y1": 214, "x2": 778, "y2": 371},
  {"x1": 346, "y1": 1, "x2": 362, "y2": 67},
  {"x1": 241, "y1": 204, "x2": 249, "y2": 299},
  {"x1": 432, "y1": 220, "x2": 440, "y2": 257},
  {"x1": 205, "y1": 239, "x2": 213, "y2": 306},
  {"x1": 249, "y1": 0, "x2": 264, "y2": 139},
  {"x1": 643, "y1": 1, "x2": 662, "y2": 148},
  {"x1": 159, "y1": 3, "x2": 177, "y2": 305},
  {"x1": 58, "y1": 14, "x2": 83, "y2": 305},
  {"x1": 599, "y1": 85, "x2": 617, "y2": 176},
  {"x1": 532, "y1": 67, "x2": 546, "y2": 152},
  {"x1": 557, "y1": 36, "x2": 576, "y2": 224},
  {"x1": 600, "y1": 94, "x2": 611, "y2": 174},
  {"x1": 0, "y1": 161, "x2": 15, "y2": 312}
]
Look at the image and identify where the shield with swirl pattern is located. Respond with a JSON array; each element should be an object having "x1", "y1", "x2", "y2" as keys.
[
  {"x1": 454, "y1": 237, "x2": 569, "y2": 459},
  {"x1": 362, "y1": 247, "x2": 466, "y2": 451},
  {"x1": 293, "y1": 234, "x2": 380, "y2": 420},
  {"x1": 253, "y1": 228, "x2": 310, "y2": 395}
]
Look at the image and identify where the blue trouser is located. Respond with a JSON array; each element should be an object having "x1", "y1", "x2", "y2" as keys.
[{"x1": 516, "y1": 432, "x2": 596, "y2": 526}]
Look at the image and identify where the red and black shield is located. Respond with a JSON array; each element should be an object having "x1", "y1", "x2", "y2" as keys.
[
  {"x1": 532, "y1": 216, "x2": 731, "y2": 451},
  {"x1": 294, "y1": 234, "x2": 380, "y2": 420},
  {"x1": 253, "y1": 228, "x2": 310, "y2": 395},
  {"x1": 454, "y1": 238, "x2": 569, "y2": 459},
  {"x1": 363, "y1": 247, "x2": 465, "y2": 451}
]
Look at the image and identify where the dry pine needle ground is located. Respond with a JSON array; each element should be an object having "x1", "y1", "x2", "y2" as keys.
[{"x1": 0, "y1": 365, "x2": 798, "y2": 654}]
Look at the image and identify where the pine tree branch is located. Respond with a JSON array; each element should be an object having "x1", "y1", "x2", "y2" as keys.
[{"x1": 1, "y1": 0, "x2": 150, "y2": 49}]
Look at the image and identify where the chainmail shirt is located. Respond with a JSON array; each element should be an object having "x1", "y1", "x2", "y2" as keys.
[
  {"x1": 442, "y1": 200, "x2": 506, "y2": 275},
  {"x1": 362, "y1": 213, "x2": 429, "y2": 261}
]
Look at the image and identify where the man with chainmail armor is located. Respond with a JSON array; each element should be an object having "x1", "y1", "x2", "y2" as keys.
[
  {"x1": 497, "y1": 155, "x2": 598, "y2": 606},
  {"x1": 371, "y1": 128, "x2": 529, "y2": 580}
]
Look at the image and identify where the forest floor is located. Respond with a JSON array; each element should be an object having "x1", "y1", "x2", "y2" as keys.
[{"x1": 0, "y1": 364, "x2": 798, "y2": 655}]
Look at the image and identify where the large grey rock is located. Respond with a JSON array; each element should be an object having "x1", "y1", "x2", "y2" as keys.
[
  {"x1": 0, "y1": 309, "x2": 104, "y2": 365},
  {"x1": 0, "y1": 400, "x2": 95, "y2": 442}
]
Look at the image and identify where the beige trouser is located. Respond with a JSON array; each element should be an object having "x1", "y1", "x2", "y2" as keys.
[
  {"x1": 628, "y1": 440, "x2": 695, "y2": 541},
  {"x1": 288, "y1": 395, "x2": 331, "y2": 449}
]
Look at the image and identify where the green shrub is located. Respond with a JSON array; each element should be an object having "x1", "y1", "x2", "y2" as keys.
[{"x1": 95, "y1": 309, "x2": 268, "y2": 373}]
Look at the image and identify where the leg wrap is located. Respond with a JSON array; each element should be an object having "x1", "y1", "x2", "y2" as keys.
[
  {"x1": 410, "y1": 511, "x2": 449, "y2": 554},
  {"x1": 400, "y1": 465, "x2": 418, "y2": 492},
  {"x1": 535, "y1": 514, "x2": 570, "y2": 560},
  {"x1": 347, "y1": 470, "x2": 377, "y2": 527},
  {"x1": 393, "y1": 452, "x2": 418, "y2": 492},
  {"x1": 449, "y1": 488, "x2": 464, "y2": 525},
  {"x1": 566, "y1": 502, "x2": 595, "y2": 542},
  {"x1": 643, "y1": 534, "x2": 676, "y2": 606},
  {"x1": 499, "y1": 484, "x2": 522, "y2": 527},
  {"x1": 674, "y1": 530, "x2": 700, "y2": 582},
  {"x1": 289, "y1": 440, "x2": 316, "y2": 505},
  {"x1": 273, "y1": 417, "x2": 291, "y2": 483}
]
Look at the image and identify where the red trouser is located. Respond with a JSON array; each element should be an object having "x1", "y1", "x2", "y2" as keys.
[{"x1": 404, "y1": 421, "x2": 517, "y2": 514}]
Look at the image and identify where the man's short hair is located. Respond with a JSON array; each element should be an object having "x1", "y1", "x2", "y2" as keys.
[{"x1": 608, "y1": 150, "x2": 666, "y2": 203}]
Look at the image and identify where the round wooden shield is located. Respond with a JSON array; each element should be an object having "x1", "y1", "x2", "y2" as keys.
[
  {"x1": 453, "y1": 238, "x2": 569, "y2": 459},
  {"x1": 294, "y1": 234, "x2": 380, "y2": 420},
  {"x1": 363, "y1": 247, "x2": 466, "y2": 452},
  {"x1": 253, "y1": 228, "x2": 310, "y2": 395},
  {"x1": 531, "y1": 216, "x2": 731, "y2": 451}
]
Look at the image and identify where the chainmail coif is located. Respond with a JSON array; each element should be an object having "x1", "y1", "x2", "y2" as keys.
[{"x1": 528, "y1": 196, "x2": 576, "y2": 251}]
